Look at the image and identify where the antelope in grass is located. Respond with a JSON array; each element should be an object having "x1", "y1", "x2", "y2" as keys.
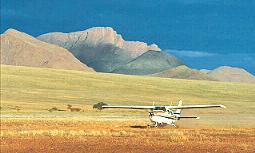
[{"x1": 67, "y1": 104, "x2": 82, "y2": 112}]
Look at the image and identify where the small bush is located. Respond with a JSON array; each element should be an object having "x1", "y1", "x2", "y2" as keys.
[{"x1": 93, "y1": 102, "x2": 108, "y2": 110}]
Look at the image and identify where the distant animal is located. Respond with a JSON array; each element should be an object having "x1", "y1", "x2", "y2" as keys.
[
  {"x1": 7, "y1": 105, "x2": 21, "y2": 112},
  {"x1": 48, "y1": 107, "x2": 65, "y2": 112},
  {"x1": 67, "y1": 104, "x2": 82, "y2": 112},
  {"x1": 14, "y1": 106, "x2": 21, "y2": 111}
]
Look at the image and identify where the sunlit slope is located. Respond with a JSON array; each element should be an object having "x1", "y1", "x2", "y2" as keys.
[
  {"x1": 1, "y1": 64, "x2": 255, "y2": 127},
  {"x1": 1, "y1": 64, "x2": 255, "y2": 107}
]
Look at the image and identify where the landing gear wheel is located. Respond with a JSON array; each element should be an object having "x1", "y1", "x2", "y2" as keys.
[{"x1": 147, "y1": 122, "x2": 157, "y2": 128}]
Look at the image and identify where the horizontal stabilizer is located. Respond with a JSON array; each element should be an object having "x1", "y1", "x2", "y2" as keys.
[
  {"x1": 179, "y1": 116, "x2": 200, "y2": 119},
  {"x1": 158, "y1": 115, "x2": 199, "y2": 120}
]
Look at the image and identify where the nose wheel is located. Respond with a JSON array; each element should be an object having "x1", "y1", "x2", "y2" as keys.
[
  {"x1": 171, "y1": 123, "x2": 177, "y2": 128},
  {"x1": 147, "y1": 122, "x2": 158, "y2": 128}
]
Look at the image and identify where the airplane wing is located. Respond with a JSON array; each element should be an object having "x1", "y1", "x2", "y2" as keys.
[
  {"x1": 102, "y1": 104, "x2": 225, "y2": 110},
  {"x1": 165, "y1": 104, "x2": 226, "y2": 109},
  {"x1": 102, "y1": 105, "x2": 155, "y2": 109}
]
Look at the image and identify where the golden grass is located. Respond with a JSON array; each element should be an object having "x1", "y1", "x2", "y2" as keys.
[
  {"x1": 1, "y1": 64, "x2": 255, "y2": 128},
  {"x1": 1, "y1": 119, "x2": 255, "y2": 153},
  {"x1": 1, "y1": 65, "x2": 255, "y2": 152},
  {"x1": 1, "y1": 119, "x2": 254, "y2": 139}
]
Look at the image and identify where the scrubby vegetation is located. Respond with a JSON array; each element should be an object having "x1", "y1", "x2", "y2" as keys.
[{"x1": 1, "y1": 119, "x2": 255, "y2": 153}]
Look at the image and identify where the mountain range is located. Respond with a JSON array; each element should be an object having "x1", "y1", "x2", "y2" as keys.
[
  {"x1": 1, "y1": 27, "x2": 255, "y2": 84},
  {"x1": 37, "y1": 27, "x2": 165, "y2": 73},
  {"x1": 151, "y1": 65, "x2": 255, "y2": 83}
]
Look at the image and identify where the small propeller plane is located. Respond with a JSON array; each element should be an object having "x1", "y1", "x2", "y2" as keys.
[{"x1": 99, "y1": 100, "x2": 226, "y2": 127}]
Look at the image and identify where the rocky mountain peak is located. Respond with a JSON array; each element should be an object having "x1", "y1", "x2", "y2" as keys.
[
  {"x1": 4, "y1": 28, "x2": 19, "y2": 35},
  {"x1": 38, "y1": 27, "x2": 161, "y2": 57}
]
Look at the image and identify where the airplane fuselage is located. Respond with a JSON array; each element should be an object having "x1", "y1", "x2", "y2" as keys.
[
  {"x1": 149, "y1": 110, "x2": 178, "y2": 127},
  {"x1": 150, "y1": 115, "x2": 174, "y2": 125}
]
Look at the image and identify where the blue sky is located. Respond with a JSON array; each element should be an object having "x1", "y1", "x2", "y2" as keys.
[{"x1": 1, "y1": 0, "x2": 255, "y2": 74}]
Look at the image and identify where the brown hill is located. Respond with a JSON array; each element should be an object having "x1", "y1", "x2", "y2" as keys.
[
  {"x1": 0, "y1": 29, "x2": 94, "y2": 72},
  {"x1": 208, "y1": 66, "x2": 255, "y2": 84},
  {"x1": 112, "y1": 51, "x2": 184, "y2": 75},
  {"x1": 151, "y1": 65, "x2": 215, "y2": 81},
  {"x1": 152, "y1": 65, "x2": 255, "y2": 84}
]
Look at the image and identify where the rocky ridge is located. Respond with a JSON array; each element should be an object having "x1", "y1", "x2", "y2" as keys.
[
  {"x1": 38, "y1": 27, "x2": 160, "y2": 58},
  {"x1": 38, "y1": 27, "x2": 171, "y2": 73}
]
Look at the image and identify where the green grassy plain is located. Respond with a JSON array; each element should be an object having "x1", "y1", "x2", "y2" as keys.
[{"x1": 1, "y1": 64, "x2": 255, "y2": 128}]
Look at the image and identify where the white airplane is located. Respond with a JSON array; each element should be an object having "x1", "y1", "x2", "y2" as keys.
[{"x1": 100, "y1": 100, "x2": 226, "y2": 127}]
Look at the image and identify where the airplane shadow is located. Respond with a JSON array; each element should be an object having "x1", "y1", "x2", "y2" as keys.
[
  {"x1": 129, "y1": 125, "x2": 148, "y2": 129},
  {"x1": 129, "y1": 125, "x2": 178, "y2": 129}
]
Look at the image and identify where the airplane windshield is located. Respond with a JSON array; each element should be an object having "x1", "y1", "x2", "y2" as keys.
[{"x1": 154, "y1": 107, "x2": 166, "y2": 111}]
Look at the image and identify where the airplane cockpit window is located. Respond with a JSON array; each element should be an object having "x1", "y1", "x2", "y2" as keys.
[{"x1": 154, "y1": 107, "x2": 166, "y2": 111}]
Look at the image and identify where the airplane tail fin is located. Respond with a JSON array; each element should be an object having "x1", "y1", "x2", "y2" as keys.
[{"x1": 175, "y1": 100, "x2": 182, "y2": 114}]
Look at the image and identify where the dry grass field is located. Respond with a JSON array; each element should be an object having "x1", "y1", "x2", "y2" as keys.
[
  {"x1": 1, "y1": 65, "x2": 255, "y2": 152},
  {"x1": 1, "y1": 119, "x2": 255, "y2": 153}
]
